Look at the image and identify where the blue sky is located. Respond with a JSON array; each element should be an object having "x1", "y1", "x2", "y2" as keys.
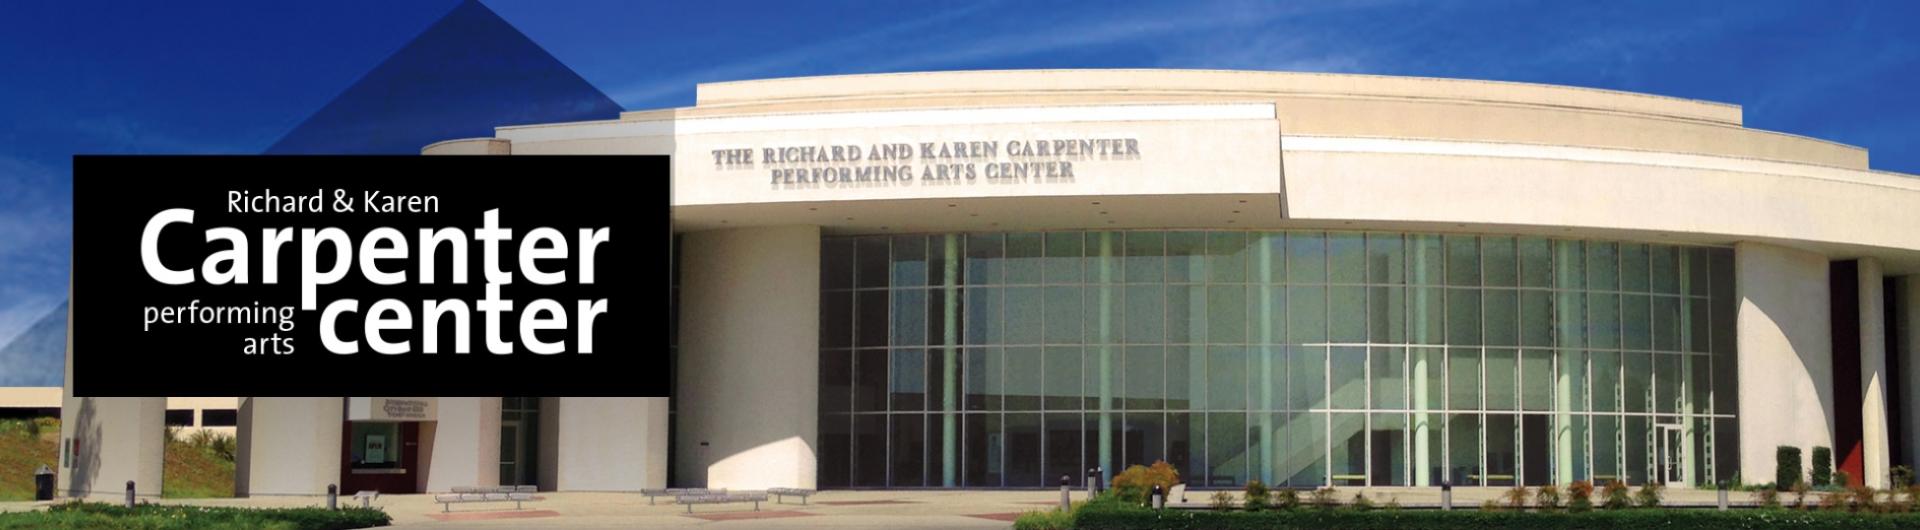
[{"x1": 1, "y1": 1, "x2": 1917, "y2": 382}]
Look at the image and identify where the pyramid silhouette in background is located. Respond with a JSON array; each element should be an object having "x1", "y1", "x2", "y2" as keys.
[
  {"x1": 0, "y1": 302, "x2": 66, "y2": 387},
  {"x1": 267, "y1": 0, "x2": 623, "y2": 154}
]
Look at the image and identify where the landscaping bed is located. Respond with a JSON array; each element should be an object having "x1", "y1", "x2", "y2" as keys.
[{"x1": 0, "y1": 502, "x2": 389, "y2": 530}]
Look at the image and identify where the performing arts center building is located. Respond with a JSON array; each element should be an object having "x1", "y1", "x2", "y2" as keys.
[{"x1": 57, "y1": 69, "x2": 1920, "y2": 496}]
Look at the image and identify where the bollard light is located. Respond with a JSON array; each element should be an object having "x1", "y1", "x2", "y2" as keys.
[
  {"x1": 1440, "y1": 481, "x2": 1452, "y2": 511},
  {"x1": 327, "y1": 484, "x2": 338, "y2": 510},
  {"x1": 1151, "y1": 484, "x2": 1165, "y2": 510},
  {"x1": 1059, "y1": 474, "x2": 1072, "y2": 512},
  {"x1": 124, "y1": 480, "x2": 135, "y2": 508}
]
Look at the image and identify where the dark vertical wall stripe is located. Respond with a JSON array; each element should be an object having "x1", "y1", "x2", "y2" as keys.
[{"x1": 1831, "y1": 260, "x2": 1864, "y2": 486}]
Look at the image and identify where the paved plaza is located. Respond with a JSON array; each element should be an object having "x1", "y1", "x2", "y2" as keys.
[{"x1": 0, "y1": 487, "x2": 1754, "y2": 529}]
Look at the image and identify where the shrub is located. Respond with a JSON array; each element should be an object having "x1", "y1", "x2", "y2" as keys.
[
  {"x1": 1896, "y1": 465, "x2": 1917, "y2": 489},
  {"x1": 1634, "y1": 482, "x2": 1663, "y2": 508},
  {"x1": 1602, "y1": 480, "x2": 1632, "y2": 509},
  {"x1": 1480, "y1": 499, "x2": 1502, "y2": 511},
  {"x1": 1818, "y1": 490, "x2": 1846, "y2": 511},
  {"x1": 1567, "y1": 480, "x2": 1595, "y2": 512},
  {"x1": 1242, "y1": 480, "x2": 1270, "y2": 512},
  {"x1": 1754, "y1": 486, "x2": 1781, "y2": 508},
  {"x1": 1308, "y1": 487, "x2": 1339, "y2": 510},
  {"x1": 1012, "y1": 508, "x2": 1074, "y2": 530},
  {"x1": 1849, "y1": 485, "x2": 1879, "y2": 512},
  {"x1": 1382, "y1": 495, "x2": 1402, "y2": 511},
  {"x1": 1535, "y1": 484, "x2": 1562, "y2": 510},
  {"x1": 1792, "y1": 480, "x2": 1813, "y2": 509},
  {"x1": 1110, "y1": 461, "x2": 1181, "y2": 505},
  {"x1": 1210, "y1": 490, "x2": 1237, "y2": 511},
  {"x1": 1349, "y1": 492, "x2": 1374, "y2": 511},
  {"x1": 1778, "y1": 446, "x2": 1803, "y2": 492},
  {"x1": 1834, "y1": 470, "x2": 1853, "y2": 490},
  {"x1": 1067, "y1": 498, "x2": 1920, "y2": 530},
  {"x1": 1503, "y1": 486, "x2": 1531, "y2": 510},
  {"x1": 30, "y1": 502, "x2": 389, "y2": 530},
  {"x1": 1811, "y1": 446, "x2": 1833, "y2": 487},
  {"x1": 1274, "y1": 488, "x2": 1300, "y2": 510}
]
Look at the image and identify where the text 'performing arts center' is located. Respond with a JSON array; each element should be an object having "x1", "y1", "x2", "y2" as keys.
[
  {"x1": 60, "y1": 69, "x2": 1920, "y2": 497},
  {"x1": 436, "y1": 69, "x2": 1920, "y2": 491}
]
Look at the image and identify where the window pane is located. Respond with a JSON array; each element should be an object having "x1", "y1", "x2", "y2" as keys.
[
  {"x1": 1123, "y1": 285, "x2": 1164, "y2": 344},
  {"x1": 1005, "y1": 347, "x2": 1042, "y2": 411},
  {"x1": 1446, "y1": 236, "x2": 1479, "y2": 286},
  {"x1": 893, "y1": 235, "x2": 927, "y2": 288},
  {"x1": 1006, "y1": 233, "x2": 1044, "y2": 285},
  {"x1": 855, "y1": 350, "x2": 888, "y2": 412},
  {"x1": 1449, "y1": 414, "x2": 1481, "y2": 485},
  {"x1": 1416, "y1": 413, "x2": 1445, "y2": 486},
  {"x1": 894, "y1": 289, "x2": 927, "y2": 346},
  {"x1": 1486, "y1": 414, "x2": 1516, "y2": 486},
  {"x1": 1254, "y1": 285, "x2": 1286, "y2": 344},
  {"x1": 1409, "y1": 235, "x2": 1443, "y2": 286},
  {"x1": 1412, "y1": 348, "x2": 1445, "y2": 412},
  {"x1": 1587, "y1": 242, "x2": 1618, "y2": 291},
  {"x1": 893, "y1": 414, "x2": 926, "y2": 486},
  {"x1": 1290, "y1": 346, "x2": 1327, "y2": 411},
  {"x1": 1208, "y1": 412, "x2": 1248, "y2": 486},
  {"x1": 1448, "y1": 348, "x2": 1481, "y2": 411},
  {"x1": 1288, "y1": 232, "x2": 1327, "y2": 284},
  {"x1": 857, "y1": 237, "x2": 890, "y2": 289},
  {"x1": 967, "y1": 347, "x2": 1002, "y2": 411},
  {"x1": 1656, "y1": 354, "x2": 1680, "y2": 414},
  {"x1": 1447, "y1": 289, "x2": 1481, "y2": 345},
  {"x1": 1622, "y1": 294, "x2": 1651, "y2": 350},
  {"x1": 1044, "y1": 347, "x2": 1082, "y2": 410},
  {"x1": 1589, "y1": 293, "x2": 1619, "y2": 349},
  {"x1": 1123, "y1": 346, "x2": 1164, "y2": 410},
  {"x1": 1519, "y1": 237, "x2": 1552, "y2": 288},
  {"x1": 1167, "y1": 232, "x2": 1206, "y2": 283},
  {"x1": 1331, "y1": 413, "x2": 1365, "y2": 486},
  {"x1": 1330, "y1": 347, "x2": 1366, "y2": 410},
  {"x1": 1483, "y1": 236, "x2": 1517, "y2": 287},
  {"x1": 1560, "y1": 350, "x2": 1587, "y2": 413},
  {"x1": 1256, "y1": 233, "x2": 1285, "y2": 283},
  {"x1": 1520, "y1": 290, "x2": 1553, "y2": 347},
  {"x1": 893, "y1": 349, "x2": 926, "y2": 411},
  {"x1": 1624, "y1": 416, "x2": 1649, "y2": 484},
  {"x1": 1591, "y1": 351, "x2": 1620, "y2": 413},
  {"x1": 1372, "y1": 347, "x2": 1407, "y2": 410},
  {"x1": 853, "y1": 415, "x2": 888, "y2": 486},
  {"x1": 1651, "y1": 245, "x2": 1679, "y2": 294},
  {"x1": 964, "y1": 414, "x2": 1002, "y2": 487},
  {"x1": 1653, "y1": 296, "x2": 1681, "y2": 351},
  {"x1": 1367, "y1": 233, "x2": 1405, "y2": 284},
  {"x1": 1556, "y1": 291, "x2": 1585, "y2": 348},
  {"x1": 1208, "y1": 232, "x2": 1248, "y2": 283},
  {"x1": 1285, "y1": 412, "x2": 1326, "y2": 488},
  {"x1": 966, "y1": 233, "x2": 1004, "y2": 285},
  {"x1": 1485, "y1": 348, "x2": 1517, "y2": 411},
  {"x1": 1005, "y1": 413, "x2": 1043, "y2": 486},
  {"x1": 1621, "y1": 243, "x2": 1650, "y2": 293},
  {"x1": 1328, "y1": 232, "x2": 1365, "y2": 284},
  {"x1": 1289, "y1": 286, "x2": 1326, "y2": 343},
  {"x1": 1554, "y1": 240, "x2": 1585, "y2": 290},
  {"x1": 822, "y1": 291, "x2": 852, "y2": 348},
  {"x1": 823, "y1": 238, "x2": 854, "y2": 290},
  {"x1": 1521, "y1": 414, "x2": 1550, "y2": 486},
  {"x1": 1623, "y1": 352, "x2": 1651, "y2": 413},
  {"x1": 1521, "y1": 350, "x2": 1552, "y2": 412},
  {"x1": 1409, "y1": 287, "x2": 1444, "y2": 344},
  {"x1": 1370, "y1": 286, "x2": 1406, "y2": 344},
  {"x1": 1484, "y1": 289, "x2": 1517, "y2": 346},
  {"x1": 966, "y1": 288, "x2": 1002, "y2": 345},
  {"x1": 1044, "y1": 232, "x2": 1083, "y2": 284},
  {"x1": 1208, "y1": 285, "x2": 1248, "y2": 344},
  {"x1": 1208, "y1": 346, "x2": 1247, "y2": 410},
  {"x1": 1592, "y1": 415, "x2": 1619, "y2": 485},
  {"x1": 1167, "y1": 285, "x2": 1203, "y2": 344},
  {"x1": 1044, "y1": 413, "x2": 1081, "y2": 487},
  {"x1": 1123, "y1": 232, "x2": 1165, "y2": 284},
  {"x1": 1043, "y1": 287, "x2": 1082, "y2": 344},
  {"x1": 1371, "y1": 413, "x2": 1408, "y2": 486},
  {"x1": 1329, "y1": 286, "x2": 1366, "y2": 343}
]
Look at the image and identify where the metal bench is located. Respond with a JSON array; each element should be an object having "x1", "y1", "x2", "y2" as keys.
[
  {"x1": 676, "y1": 491, "x2": 769, "y2": 513},
  {"x1": 767, "y1": 487, "x2": 817, "y2": 505},
  {"x1": 642, "y1": 487, "x2": 726, "y2": 505},
  {"x1": 435, "y1": 485, "x2": 540, "y2": 512}
]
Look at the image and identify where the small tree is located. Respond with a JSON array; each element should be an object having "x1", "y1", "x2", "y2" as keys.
[
  {"x1": 1349, "y1": 492, "x2": 1374, "y2": 511},
  {"x1": 1503, "y1": 486, "x2": 1531, "y2": 510},
  {"x1": 1242, "y1": 480, "x2": 1271, "y2": 512},
  {"x1": 1602, "y1": 480, "x2": 1632, "y2": 509},
  {"x1": 1309, "y1": 487, "x2": 1339, "y2": 510},
  {"x1": 1811, "y1": 446, "x2": 1833, "y2": 487},
  {"x1": 1110, "y1": 461, "x2": 1181, "y2": 505},
  {"x1": 1535, "y1": 484, "x2": 1563, "y2": 510},
  {"x1": 1634, "y1": 482, "x2": 1664, "y2": 508},
  {"x1": 1210, "y1": 490, "x2": 1237, "y2": 511},
  {"x1": 1791, "y1": 480, "x2": 1813, "y2": 509},
  {"x1": 1893, "y1": 465, "x2": 1915, "y2": 489},
  {"x1": 1567, "y1": 480, "x2": 1595, "y2": 512},
  {"x1": 1776, "y1": 446, "x2": 1803, "y2": 492},
  {"x1": 1275, "y1": 488, "x2": 1301, "y2": 510},
  {"x1": 1753, "y1": 486, "x2": 1780, "y2": 509}
]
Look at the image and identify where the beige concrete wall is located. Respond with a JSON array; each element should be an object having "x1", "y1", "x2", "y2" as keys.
[
  {"x1": 57, "y1": 291, "x2": 164, "y2": 499},
  {"x1": 421, "y1": 397, "x2": 500, "y2": 492},
  {"x1": 547, "y1": 397, "x2": 669, "y2": 491},
  {"x1": 235, "y1": 397, "x2": 342, "y2": 496},
  {"x1": 1859, "y1": 258, "x2": 1891, "y2": 487},
  {"x1": 676, "y1": 225, "x2": 820, "y2": 489},
  {"x1": 1736, "y1": 242, "x2": 1834, "y2": 481}
]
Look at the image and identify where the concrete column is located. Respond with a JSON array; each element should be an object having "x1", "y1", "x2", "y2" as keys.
[
  {"x1": 421, "y1": 397, "x2": 500, "y2": 492},
  {"x1": 236, "y1": 397, "x2": 343, "y2": 496},
  {"x1": 57, "y1": 295, "x2": 165, "y2": 499},
  {"x1": 676, "y1": 225, "x2": 820, "y2": 489},
  {"x1": 547, "y1": 397, "x2": 669, "y2": 491},
  {"x1": 1859, "y1": 258, "x2": 1891, "y2": 487},
  {"x1": 1734, "y1": 242, "x2": 1834, "y2": 482}
]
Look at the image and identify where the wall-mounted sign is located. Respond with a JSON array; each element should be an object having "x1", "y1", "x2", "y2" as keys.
[{"x1": 708, "y1": 138, "x2": 1142, "y2": 190}]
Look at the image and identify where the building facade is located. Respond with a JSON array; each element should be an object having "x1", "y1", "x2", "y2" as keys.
[{"x1": 56, "y1": 69, "x2": 1920, "y2": 495}]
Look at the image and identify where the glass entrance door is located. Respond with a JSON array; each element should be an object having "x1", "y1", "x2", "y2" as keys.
[
  {"x1": 500, "y1": 421, "x2": 522, "y2": 486},
  {"x1": 1656, "y1": 424, "x2": 1683, "y2": 486}
]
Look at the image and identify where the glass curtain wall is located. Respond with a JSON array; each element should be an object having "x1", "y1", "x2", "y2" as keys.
[{"x1": 818, "y1": 231, "x2": 1738, "y2": 488}]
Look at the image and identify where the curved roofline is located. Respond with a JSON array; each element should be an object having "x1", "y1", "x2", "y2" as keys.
[{"x1": 692, "y1": 68, "x2": 1744, "y2": 125}]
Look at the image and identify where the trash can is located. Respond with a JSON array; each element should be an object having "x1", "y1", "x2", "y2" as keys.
[{"x1": 34, "y1": 465, "x2": 54, "y2": 501}]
